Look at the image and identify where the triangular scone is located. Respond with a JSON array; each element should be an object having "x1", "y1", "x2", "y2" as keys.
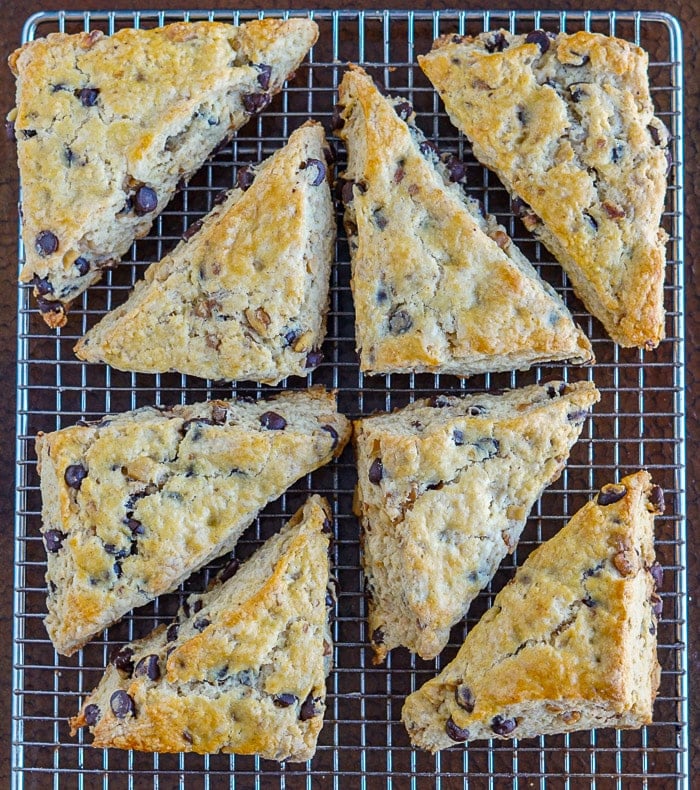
[
  {"x1": 8, "y1": 19, "x2": 318, "y2": 326},
  {"x1": 335, "y1": 66, "x2": 593, "y2": 376},
  {"x1": 419, "y1": 30, "x2": 669, "y2": 349},
  {"x1": 74, "y1": 122, "x2": 333, "y2": 384},
  {"x1": 70, "y1": 496, "x2": 333, "y2": 761},
  {"x1": 35, "y1": 388, "x2": 350, "y2": 655},
  {"x1": 402, "y1": 471, "x2": 664, "y2": 751},
  {"x1": 354, "y1": 380, "x2": 600, "y2": 662}
]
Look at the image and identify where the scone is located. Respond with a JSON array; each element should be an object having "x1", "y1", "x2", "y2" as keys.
[
  {"x1": 335, "y1": 66, "x2": 593, "y2": 376},
  {"x1": 402, "y1": 470, "x2": 664, "y2": 750},
  {"x1": 74, "y1": 122, "x2": 333, "y2": 385},
  {"x1": 354, "y1": 380, "x2": 600, "y2": 662},
  {"x1": 35, "y1": 387, "x2": 350, "y2": 655},
  {"x1": 8, "y1": 19, "x2": 319, "y2": 326},
  {"x1": 419, "y1": 30, "x2": 669, "y2": 349},
  {"x1": 70, "y1": 496, "x2": 333, "y2": 761}
]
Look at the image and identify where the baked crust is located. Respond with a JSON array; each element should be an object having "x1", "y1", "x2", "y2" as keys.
[
  {"x1": 419, "y1": 30, "x2": 668, "y2": 349},
  {"x1": 74, "y1": 122, "x2": 333, "y2": 385},
  {"x1": 36, "y1": 387, "x2": 349, "y2": 656},
  {"x1": 354, "y1": 380, "x2": 600, "y2": 661},
  {"x1": 9, "y1": 19, "x2": 318, "y2": 325},
  {"x1": 69, "y1": 496, "x2": 333, "y2": 761},
  {"x1": 402, "y1": 470, "x2": 663, "y2": 750},
  {"x1": 336, "y1": 66, "x2": 593, "y2": 376}
]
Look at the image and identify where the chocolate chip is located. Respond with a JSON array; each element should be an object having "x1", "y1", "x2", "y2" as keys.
[
  {"x1": 322, "y1": 424, "x2": 340, "y2": 449},
  {"x1": 429, "y1": 395, "x2": 450, "y2": 408},
  {"x1": 445, "y1": 716, "x2": 470, "y2": 742},
  {"x1": 274, "y1": 693, "x2": 298, "y2": 708},
  {"x1": 44, "y1": 529, "x2": 66, "y2": 553},
  {"x1": 110, "y1": 690, "x2": 134, "y2": 719},
  {"x1": 74, "y1": 257, "x2": 90, "y2": 276},
  {"x1": 237, "y1": 166, "x2": 255, "y2": 191},
  {"x1": 526, "y1": 30, "x2": 550, "y2": 54},
  {"x1": 305, "y1": 350, "x2": 324, "y2": 368},
  {"x1": 37, "y1": 297, "x2": 63, "y2": 316},
  {"x1": 453, "y1": 430, "x2": 465, "y2": 446},
  {"x1": 256, "y1": 64, "x2": 272, "y2": 91},
  {"x1": 651, "y1": 592, "x2": 663, "y2": 617},
  {"x1": 567, "y1": 409, "x2": 589, "y2": 423},
  {"x1": 597, "y1": 484, "x2": 627, "y2": 506},
  {"x1": 111, "y1": 646, "x2": 135, "y2": 675},
  {"x1": 113, "y1": 561, "x2": 123, "y2": 578},
  {"x1": 468, "y1": 405, "x2": 486, "y2": 416},
  {"x1": 30, "y1": 275, "x2": 53, "y2": 295},
  {"x1": 182, "y1": 219, "x2": 203, "y2": 241},
  {"x1": 377, "y1": 289, "x2": 388, "y2": 303},
  {"x1": 299, "y1": 694, "x2": 320, "y2": 721},
  {"x1": 486, "y1": 32, "x2": 509, "y2": 52},
  {"x1": 583, "y1": 211, "x2": 598, "y2": 231},
  {"x1": 35, "y1": 231, "x2": 58, "y2": 256},
  {"x1": 419, "y1": 140, "x2": 439, "y2": 159},
  {"x1": 134, "y1": 186, "x2": 158, "y2": 215},
  {"x1": 193, "y1": 617, "x2": 211, "y2": 632},
  {"x1": 5, "y1": 120, "x2": 15, "y2": 142},
  {"x1": 302, "y1": 158, "x2": 326, "y2": 186},
  {"x1": 388, "y1": 309, "x2": 412, "y2": 334},
  {"x1": 368, "y1": 458, "x2": 384, "y2": 484},
  {"x1": 125, "y1": 518, "x2": 144, "y2": 536},
  {"x1": 570, "y1": 52, "x2": 590, "y2": 66},
  {"x1": 134, "y1": 654, "x2": 161, "y2": 681},
  {"x1": 372, "y1": 208, "x2": 388, "y2": 230},
  {"x1": 393, "y1": 101, "x2": 413, "y2": 121},
  {"x1": 455, "y1": 684, "x2": 475, "y2": 712},
  {"x1": 569, "y1": 84, "x2": 586, "y2": 103},
  {"x1": 182, "y1": 730, "x2": 193, "y2": 744},
  {"x1": 648, "y1": 124, "x2": 662, "y2": 146},
  {"x1": 259, "y1": 411, "x2": 287, "y2": 431},
  {"x1": 283, "y1": 328, "x2": 301, "y2": 347},
  {"x1": 649, "y1": 561, "x2": 664, "y2": 588},
  {"x1": 371, "y1": 627, "x2": 385, "y2": 645},
  {"x1": 21, "y1": 129, "x2": 37, "y2": 139},
  {"x1": 341, "y1": 179, "x2": 356, "y2": 205},
  {"x1": 491, "y1": 715, "x2": 517, "y2": 735},
  {"x1": 611, "y1": 144, "x2": 624, "y2": 163},
  {"x1": 64, "y1": 464, "x2": 88, "y2": 490},
  {"x1": 325, "y1": 589, "x2": 335, "y2": 608},
  {"x1": 211, "y1": 405, "x2": 227, "y2": 424},
  {"x1": 219, "y1": 558, "x2": 240, "y2": 583},
  {"x1": 649, "y1": 485, "x2": 665, "y2": 514},
  {"x1": 330, "y1": 103, "x2": 344, "y2": 132},
  {"x1": 322, "y1": 516, "x2": 333, "y2": 534},
  {"x1": 78, "y1": 88, "x2": 99, "y2": 107},
  {"x1": 213, "y1": 189, "x2": 229, "y2": 205},
  {"x1": 166, "y1": 623, "x2": 179, "y2": 643},
  {"x1": 582, "y1": 594, "x2": 596, "y2": 608},
  {"x1": 243, "y1": 92, "x2": 271, "y2": 114},
  {"x1": 323, "y1": 142, "x2": 336, "y2": 165},
  {"x1": 84, "y1": 703, "x2": 100, "y2": 726},
  {"x1": 104, "y1": 543, "x2": 128, "y2": 559},
  {"x1": 443, "y1": 154, "x2": 467, "y2": 184}
]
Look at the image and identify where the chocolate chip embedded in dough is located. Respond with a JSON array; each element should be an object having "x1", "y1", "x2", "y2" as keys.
[
  {"x1": 368, "y1": 458, "x2": 384, "y2": 484},
  {"x1": 445, "y1": 716, "x2": 470, "y2": 742},
  {"x1": 110, "y1": 690, "x2": 134, "y2": 719},
  {"x1": 525, "y1": 30, "x2": 550, "y2": 54},
  {"x1": 491, "y1": 715, "x2": 517, "y2": 736},
  {"x1": 35, "y1": 230, "x2": 58, "y2": 256},
  {"x1": 597, "y1": 484, "x2": 627, "y2": 506}
]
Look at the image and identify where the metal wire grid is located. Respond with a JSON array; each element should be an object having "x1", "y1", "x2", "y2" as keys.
[{"x1": 11, "y1": 8, "x2": 686, "y2": 788}]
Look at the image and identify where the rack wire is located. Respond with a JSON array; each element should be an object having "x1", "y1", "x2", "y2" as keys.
[{"x1": 12, "y1": 8, "x2": 686, "y2": 789}]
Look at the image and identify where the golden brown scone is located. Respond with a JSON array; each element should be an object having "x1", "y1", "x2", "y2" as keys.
[
  {"x1": 354, "y1": 380, "x2": 600, "y2": 662},
  {"x1": 35, "y1": 388, "x2": 350, "y2": 656},
  {"x1": 70, "y1": 496, "x2": 333, "y2": 761},
  {"x1": 335, "y1": 66, "x2": 593, "y2": 376},
  {"x1": 74, "y1": 122, "x2": 333, "y2": 385},
  {"x1": 419, "y1": 30, "x2": 669, "y2": 349},
  {"x1": 402, "y1": 470, "x2": 664, "y2": 751},
  {"x1": 8, "y1": 19, "x2": 319, "y2": 326}
]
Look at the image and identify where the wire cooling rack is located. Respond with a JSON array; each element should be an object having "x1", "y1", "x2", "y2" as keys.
[{"x1": 12, "y1": 8, "x2": 686, "y2": 789}]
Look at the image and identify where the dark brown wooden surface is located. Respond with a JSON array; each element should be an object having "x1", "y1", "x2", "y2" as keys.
[{"x1": 0, "y1": 2, "x2": 696, "y2": 786}]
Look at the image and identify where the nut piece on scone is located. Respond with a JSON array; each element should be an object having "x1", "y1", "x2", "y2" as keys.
[
  {"x1": 419, "y1": 30, "x2": 669, "y2": 349},
  {"x1": 402, "y1": 470, "x2": 664, "y2": 751},
  {"x1": 69, "y1": 495, "x2": 334, "y2": 762},
  {"x1": 8, "y1": 18, "x2": 319, "y2": 326},
  {"x1": 335, "y1": 65, "x2": 593, "y2": 377},
  {"x1": 74, "y1": 121, "x2": 333, "y2": 385},
  {"x1": 35, "y1": 387, "x2": 350, "y2": 656},
  {"x1": 354, "y1": 379, "x2": 600, "y2": 662}
]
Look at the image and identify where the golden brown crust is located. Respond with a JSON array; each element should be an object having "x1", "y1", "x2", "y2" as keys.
[
  {"x1": 9, "y1": 19, "x2": 318, "y2": 324},
  {"x1": 402, "y1": 470, "x2": 663, "y2": 750},
  {"x1": 36, "y1": 388, "x2": 350, "y2": 655},
  {"x1": 420, "y1": 30, "x2": 668, "y2": 348},
  {"x1": 70, "y1": 496, "x2": 333, "y2": 761},
  {"x1": 335, "y1": 66, "x2": 592, "y2": 375},
  {"x1": 74, "y1": 122, "x2": 333, "y2": 384}
]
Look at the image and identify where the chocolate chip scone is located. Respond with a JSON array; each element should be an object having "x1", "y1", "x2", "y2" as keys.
[
  {"x1": 69, "y1": 495, "x2": 333, "y2": 760},
  {"x1": 402, "y1": 470, "x2": 664, "y2": 750},
  {"x1": 74, "y1": 122, "x2": 333, "y2": 384},
  {"x1": 419, "y1": 30, "x2": 669, "y2": 349},
  {"x1": 354, "y1": 380, "x2": 600, "y2": 662},
  {"x1": 8, "y1": 19, "x2": 319, "y2": 326},
  {"x1": 36, "y1": 387, "x2": 350, "y2": 656},
  {"x1": 335, "y1": 66, "x2": 593, "y2": 376}
]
